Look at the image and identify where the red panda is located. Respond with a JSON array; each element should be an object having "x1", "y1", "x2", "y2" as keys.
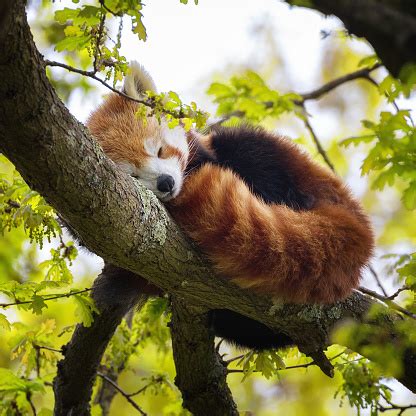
[{"x1": 86, "y1": 62, "x2": 374, "y2": 350}]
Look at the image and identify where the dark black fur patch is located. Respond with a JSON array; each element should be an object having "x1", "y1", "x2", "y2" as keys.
[
  {"x1": 209, "y1": 310, "x2": 293, "y2": 350},
  {"x1": 209, "y1": 125, "x2": 314, "y2": 209}
]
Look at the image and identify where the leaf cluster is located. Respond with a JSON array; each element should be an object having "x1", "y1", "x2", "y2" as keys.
[
  {"x1": 207, "y1": 71, "x2": 302, "y2": 123},
  {"x1": 0, "y1": 156, "x2": 61, "y2": 246},
  {"x1": 341, "y1": 109, "x2": 416, "y2": 209},
  {"x1": 336, "y1": 360, "x2": 392, "y2": 416}
]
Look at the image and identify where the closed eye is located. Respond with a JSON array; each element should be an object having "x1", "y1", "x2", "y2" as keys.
[{"x1": 157, "y1": 147, "x2": 163, "y2": 158}]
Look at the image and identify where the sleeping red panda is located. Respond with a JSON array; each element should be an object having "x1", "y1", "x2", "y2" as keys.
[{"x1": 86, "y1": 62, "x2": 374, "y2": 350}]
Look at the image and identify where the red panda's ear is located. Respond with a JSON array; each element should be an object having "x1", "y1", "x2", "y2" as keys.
[{"x1": 123, "y1": 61, "x2": 157, "y2": 99}]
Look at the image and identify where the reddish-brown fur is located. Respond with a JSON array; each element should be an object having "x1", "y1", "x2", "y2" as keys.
[
  {"x1": 168, "y1": 161, "x2": 374, "y2": 304},
  {"x1": 87, "y1": 94, "x2": 164, "y2": 168},
  {"x1": 87, "y1": 92, "x2": 374, "y2": 305}
]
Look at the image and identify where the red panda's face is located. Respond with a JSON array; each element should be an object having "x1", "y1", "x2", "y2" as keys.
[
  {"x1": 86, "y1": 62, "x2": 190, "y2": 202},
  {"x1": 116, "y1": 122, "x2": 189, "y2": 201}
]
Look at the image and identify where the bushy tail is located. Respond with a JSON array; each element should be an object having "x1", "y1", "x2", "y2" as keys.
[
  {"x1": 123, "y1": 61, "x2": 157, "y2": 99},
  {"x1": 168, "y1": 164, "x2": 374, "y2": 304}
]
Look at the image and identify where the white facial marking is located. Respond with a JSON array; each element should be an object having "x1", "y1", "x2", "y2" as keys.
[
  {"x1": 162, "y1": 125, "x2": 189, "y2": 160},
  {"x1": 117, "y1": 121, "x2": 188, "y2": 202},
  {"x1": 144, "y1": 137, "x2": 161, "y2": 157}
]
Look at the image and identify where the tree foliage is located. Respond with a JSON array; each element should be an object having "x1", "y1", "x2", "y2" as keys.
[{"x1": 0, "y1": 0, "x2": 416, "y2": 415}]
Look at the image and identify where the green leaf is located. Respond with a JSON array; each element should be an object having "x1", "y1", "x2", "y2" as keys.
[
  {"x1": 339, "y1": 135, "x2": 376, "y2": 147},
  {"x1": 402, "y1": 181, "x2": 416, "y2": 210},
  {"x1": 73, "y1": 294, "x2": 98, "y2": 327},
  {"x1": 0, "y1": 313, "x2": 11, "y2": 331},
  {"x1": 54, "y1": 8, "x2": 79, "y2": 24},
  {"x1": 372, "y1": 169, "x2": 397, "y2": 190},
  {"x1": 55, "y1": 34, "x2": 92, "y2": 52},
  {"x1": 0, "y1": 368, "x2": 27, "y2": 392},
  {"x1": 29, "y1": 295, "x2": 48, "y2": 315},
  {"x1": 357, "y1": 55, "x2": 380, "y2": 68},
  {"x1": 207, "y1": 83, "x2": 233, "y2": 99},
  {"x1": 168, "y1": 91, "x2": 182, "y2": 105}
]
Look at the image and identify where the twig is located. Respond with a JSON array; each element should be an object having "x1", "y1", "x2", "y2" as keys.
[
  {"x1": 97, "y1": 372, "x2": 147, "y2": 415},
  {"x1": 298, "y1": 63, "x2": 382, "y2": 103},
  {"x1": 228, "y1": 350, "x2": 346, "y2": 374},
  {"x1": 93, "y1": 7, "x2": 106, "y2": 73},
  {"x1": 379, "y1": 402, "x2": 416, "y2": 415},
  {"x1": 358, "y1": 286, "x2": 416, "y2": 320},
  {"x1": 0, "y1": 288, "x2": 92, "y2": 308},
  {"x1": 368, "y1": 265, "x2": 388, "y2": 297},
  {"x1": 386, "y1": 286, "x2": 411, "y2": 300},
  {"x1": 99, "y1": 0, "x2": 122, "y2": 17},
  {"x1": 26, "y1": 392, "x2": 37, "y2": 416},
  {"x1": 366, "y1": 75, "x2": 415, "y2": 127},
  {"x1": 300, "y1": 108, "x2": 335, "y2": 172},
  {"x1": 128, "y1": 376, "x2": 165, "y2": 398},
  {"x1": 224, "y1": 353, "x2": 246, "y2": 366},
  {"x1": 215, "y1": 338, "x2": 225, "y2": 353},
  {"x1": 44, "y1": 60, "x2": 188, "y2": 119},
  {"x1": 33, "y1": 344, "x2": 63, "y2": 354}
]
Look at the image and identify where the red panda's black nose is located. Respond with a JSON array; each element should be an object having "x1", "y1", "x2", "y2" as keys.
[{"x1": 157, "y1": 174, "x2": 175, "y2": 193}]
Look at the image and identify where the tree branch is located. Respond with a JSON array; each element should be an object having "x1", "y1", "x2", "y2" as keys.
[
  {"x1": 299, "y1": 64, "x2": 382, "y2": 103},
  {"x1": 0, "y1": 288, "x2": 91, "y2": 309},
  {"x1": 44, "y1": 60, "x2": 192, "y2": 120},
  {"x1": 287, "y1": 0, "x2": 416, "y2": 77},
  {"x1": 1, "y1": 2, "x2": 416, "y2": 414},
  {"x1": 53, "y1": 264, "x2": 147, "y2": 416},
  {"x1": 96, "y1": 372, "x2": 147, "y2": 415},
  {"x1": 170, "y1": 299, "x2": 238, "y2": 416}
]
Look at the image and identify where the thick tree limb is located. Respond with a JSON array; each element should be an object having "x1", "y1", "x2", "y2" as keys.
[
  {"x1": 287, "y1": 0, "x2": 416, "y2": 77},
  {"x1": 1, "y1": 1, "x2": 416, "y2": 414},
  {"x1": 170, "y1": 300, "x2": 238, "y2": 416},
  {"x1": 53, "y1": 264, "x2": 146, "y2": 416}
]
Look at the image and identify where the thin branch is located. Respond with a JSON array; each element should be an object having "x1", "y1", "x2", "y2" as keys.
[
  {"x1": 366, "y1": 75, "x2": 415, "y2": 127},
  {"x1": 227, "y1": 350, "x2": 347, "y2": 374},
  {"x1": 386, "y1": 286, "x2": 411, "y2": 300},
  {"x1": 379, "y1": 402, "x2": 416, "y2": 415},
  {"x1": 224, "y1": 353, "x2": 246, "y2": 366},
  {"x1": 97, "y1": 372, "x2": 147, "y2": 415},
  {"x1": 0, "y1": 288, "x2": 91, "y2": 308},
  {"x1": 93, "y1": 7, "x2": 106, "y2": 73},
  {"x1": 33, "y1": 344, "x2": 63, "y2": 354},
  {"x1": 368, "y1": 265, "x2": 388, "y2": 297},
  {"x1": 26, "y1": 392, "x2": 37, "y2": 416},
  {"x1": 301, "y1": 108, "x2": 336, "y2": 171},
  {"x1": 99, "y1": 0, "x2": 122, "y2": 17},
  {"x1": 128, "y1": 376, "x2": 165, "y2": 398},
  {"x1": 358, "y1": 286, "x2": 416, "y2": 320},
  {"x1": 298, "y1": 63, "x2": 382, "y2": 103},
  {"x1": 44, "y1": 60, "x2": 189, "y2": 119}
]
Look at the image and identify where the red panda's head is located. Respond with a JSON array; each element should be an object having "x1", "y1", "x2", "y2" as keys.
[{"x1": 87, "y1": 62, "x2": 189, "y2": 201}]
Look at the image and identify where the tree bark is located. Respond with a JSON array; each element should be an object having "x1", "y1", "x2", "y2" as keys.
[
  {"x1": 171, "y1": 300, "x2": 238, "y2": 416},
  {"x1": 53, "y1": 264, "x2": 146, "y2": 416},
  {"x1": 1, "y1": 1, "x2": 416, "y2": 415},
  {"x1": 287, "y1": 0, "x2": 416, "y2": 77}
]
